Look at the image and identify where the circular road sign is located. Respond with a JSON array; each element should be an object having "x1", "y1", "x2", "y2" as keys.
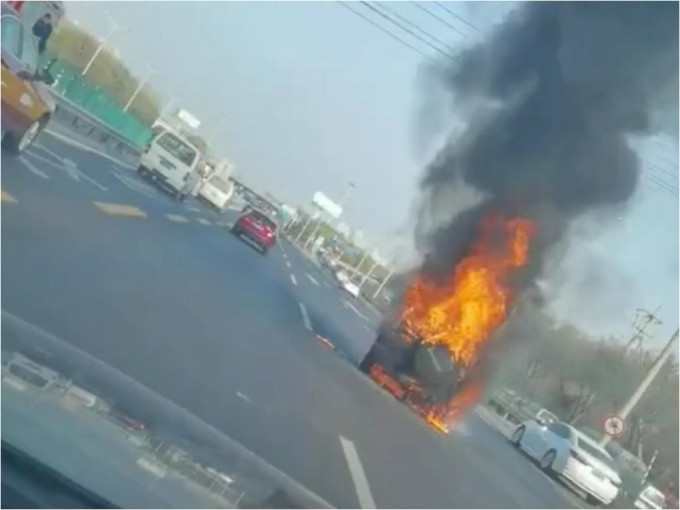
[{"x1": 603, "y1": 414, "x2": 626, "y2": 438}]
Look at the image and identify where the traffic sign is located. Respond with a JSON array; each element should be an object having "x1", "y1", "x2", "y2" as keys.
[{"x1": 603, "y1": 414, "x2": 626, "y2": 438}]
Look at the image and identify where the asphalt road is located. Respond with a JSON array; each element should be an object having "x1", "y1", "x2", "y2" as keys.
[{"x1": 1, "y1": 130, "x2": 581, "y2": 508}]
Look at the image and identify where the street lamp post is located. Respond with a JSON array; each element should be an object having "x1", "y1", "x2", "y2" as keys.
[
  {"x1": 81, "y1": 12, "x2": 125, "y2": 76},
  {"x1": 123, "y1": 66, "x2": 156, "y2": 113}
]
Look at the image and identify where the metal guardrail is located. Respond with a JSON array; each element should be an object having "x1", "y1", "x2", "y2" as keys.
[{"x1": 47, "y1": 90, "x2": 143, "y2": 166}]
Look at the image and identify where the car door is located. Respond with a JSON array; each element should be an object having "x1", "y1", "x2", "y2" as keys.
[{"x1": 1, "y1": 13, "x2": 46, "y2": 130}]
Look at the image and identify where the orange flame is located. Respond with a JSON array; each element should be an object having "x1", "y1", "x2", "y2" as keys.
[{"x1": 400, "y1": 211, "x2": 536, "y2": 422}]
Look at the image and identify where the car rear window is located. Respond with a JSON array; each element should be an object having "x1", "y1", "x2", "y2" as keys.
[
  {"x1": 156, "y1": 133, "x2": 197, "y2": 166},
  {"x1": 248, "y1": 211, "x2": 277, "y2": 231}
]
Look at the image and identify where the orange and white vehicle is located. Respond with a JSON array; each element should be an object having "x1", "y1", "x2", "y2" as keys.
[{"x1": 1, "y1": 2, "x2": 59, "y2": 153}]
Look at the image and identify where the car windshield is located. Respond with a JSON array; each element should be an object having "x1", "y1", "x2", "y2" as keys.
[
  {"x1": 2, "y1": 2, "x2": 678, "y2": 509},
  {"x1": 577, "y1": 438, "x2": 617, "y2": 469},
  {"x1": 156, "y1": 132, "x2": 197, "y2": 166}
]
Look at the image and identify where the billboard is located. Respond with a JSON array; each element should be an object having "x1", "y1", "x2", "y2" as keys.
[
  {"x1": 312, "y1": 191, "x2": 342, "y2": 219},
  {"x1": 176, "y1": 109, "x2": 200, "y2": 130}
]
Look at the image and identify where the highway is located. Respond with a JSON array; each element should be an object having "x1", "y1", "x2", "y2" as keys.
[{"x1": 2, "y1": 130, "x2": 582, "y2": 508}]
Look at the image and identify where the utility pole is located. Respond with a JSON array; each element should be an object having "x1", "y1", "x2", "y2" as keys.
[
  {"x1": 123, "y1": 66, "x2": 156, "y2": 113},
  {"x1": 295, "y1": 211, "x2": 315, "y2": 244},
  {"x1": 82, "y1": 12, "x2": 125, "y2": 76},
  {"x1": 599, "y1": 329, "x2": 678, "y2": 446},
  {"x1": 625, "y1": 307, "x2": 663, "y2": 354}
]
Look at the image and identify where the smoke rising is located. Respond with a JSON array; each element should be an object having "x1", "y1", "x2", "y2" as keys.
[{"x1": 416, "y1": 2, "x2": 679, "y2": 282}]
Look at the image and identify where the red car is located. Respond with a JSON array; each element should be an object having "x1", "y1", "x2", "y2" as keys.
[{"x1": 231, "y1": 209, "x2": 278, "y2": 254}]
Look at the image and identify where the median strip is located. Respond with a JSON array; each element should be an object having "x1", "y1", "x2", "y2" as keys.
[
  {"x1": 93, "y1": 202, "x2": 146, "y2": 218},
  {"x1": 166, "y1": 214, "x2": 189, "y2": 223},
  {"x1": 1, "y1": 190, "x2": 17, "y2": 203}
]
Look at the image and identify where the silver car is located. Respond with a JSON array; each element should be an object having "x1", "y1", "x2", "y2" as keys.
[{"x1": 511, "y1": 420, "x2": 622, "y2": 505}]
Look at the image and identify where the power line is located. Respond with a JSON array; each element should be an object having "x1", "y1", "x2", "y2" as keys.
[
  {"x1": 433, "y1": 1, "x2": 481, "y2": 33},
  {"x1": 410, "y1": 1, "x2": 470, "y2": 40},
  {"x1": 376, "y1": 2, "x2": 457, "y2": 55},
  {"x1": 360, "y1": 1, "x2": 457, "y2": 60},
  {"x1": 625, "y1": 307, "x2": 663, "y2": 354},
  {"x1": 336, "y1": 2, "x2": 429, "y2": 59}
]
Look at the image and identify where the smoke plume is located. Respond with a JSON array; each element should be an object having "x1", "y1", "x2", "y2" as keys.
[{"x1": 416, "y1": 2, "x2": 678, "y2": 283}]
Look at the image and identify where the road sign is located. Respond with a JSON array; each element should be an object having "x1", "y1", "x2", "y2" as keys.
[{"x1": 603, "y1": 414, "x2": 626, "y2": 438}]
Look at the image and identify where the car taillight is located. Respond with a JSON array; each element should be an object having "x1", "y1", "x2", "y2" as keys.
[{"x1": 570, "y1": 449, "x2": 590, "y2": 465}]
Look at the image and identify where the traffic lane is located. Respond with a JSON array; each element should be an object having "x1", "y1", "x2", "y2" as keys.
[
  {"x1": 1, "y1": 195, "x2": 360, "y2": 508},
  {"x1": 8, "y1": 134, "x2": 228, "y2": 222},
  {"x1": 279, "y1": 242, "x2": 378, "y2": 363},
  {"x1": 2, "y1": 191, "x2": 578, "y2": 509}
]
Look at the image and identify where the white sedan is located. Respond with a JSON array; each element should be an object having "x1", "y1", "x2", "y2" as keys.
[
  {"x1": 342, "y1": 281, "x2": 360, "y2": 298},
  {"x1": 511, "y1": 420, "x2": 621, "y2": 505}
]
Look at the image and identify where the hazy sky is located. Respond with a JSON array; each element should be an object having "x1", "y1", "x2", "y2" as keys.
[{"x1": 65, "y1": 2, "x2": 678, "y2": 347}]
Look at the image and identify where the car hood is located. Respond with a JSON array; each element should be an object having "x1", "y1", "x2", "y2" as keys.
[{"x1": 1, "y1": 310, "x2": 332, "y2": 509}]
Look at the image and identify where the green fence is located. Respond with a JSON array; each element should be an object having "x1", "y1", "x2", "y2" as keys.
[{"x1": 40, "y1": 55, "x2": 154, "y2": 149}]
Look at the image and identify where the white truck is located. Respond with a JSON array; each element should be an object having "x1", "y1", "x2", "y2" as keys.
[{"x1": 198, "y1": 158, "x2": 234, "y2": 211}]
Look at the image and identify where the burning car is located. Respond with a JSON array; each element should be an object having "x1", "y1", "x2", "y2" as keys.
[{"x1": 358, "y1": 211, "x2": 535, "y2": 433}]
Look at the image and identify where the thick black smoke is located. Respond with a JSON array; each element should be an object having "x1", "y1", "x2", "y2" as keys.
[{"x1": 416, "y1": 2, "x2": 679, "y2": 282}]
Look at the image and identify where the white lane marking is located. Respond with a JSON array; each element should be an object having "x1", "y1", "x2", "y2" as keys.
[
  {"x1": 34, "y1": 142, "x2": 63, "y2": 160},
  {"x1": 286, "y1": 261, "x2": 292, "y2": 269},
  {"x1": 363, "y1": 324, "x2": 373, "y2": 334},
  {"x1": 111, "y1": 171, "x2": 157, "y2": 198},
  {"x1": 339, "y1": 436, "x2": 376, "y2": 509},
  {"x1": 18, "y1": 156, "x2": 50, "y2": 179},
  {"x1": 236, "y1": 391, "x2": 251, "y2": 403},
  {"x1": 298, "y1": 302, "x2": 312, "y2": 331},
  {"x1": 346, "y1": 301, "x2": 370, "y2": 322},
  {"x1": 306, "y1": 274, "x2": 319, "y2": 286},
  {"x1": 44, "y1": 129, "x2": 136, "y2": 169},
  {"x1": 24, "y1": 151, "x2": 107, "y2": 191},
  {"x1": 290, "y1": 274, "x2": 297, "y2": 286}
]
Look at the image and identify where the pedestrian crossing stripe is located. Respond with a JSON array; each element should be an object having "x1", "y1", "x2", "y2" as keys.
[
  {"x1": 1, "y1": 190, "x2": 17, "y2": 203},
  {"x1": 93, "y1": 202, "x2": 146, "y2": 218},
  {"x1": 166, "y1": 214, "x2": 189, "y2": 223}
]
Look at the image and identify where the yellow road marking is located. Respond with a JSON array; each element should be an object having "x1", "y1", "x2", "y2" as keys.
[
  {"x1": 1, "y1": 190, "x2": 17, "y2": 203},
  {"x1": 196, "y1": 218, "x2": 213, "y2": 225},
  {"x1": 93, "y1": 202, "x2": 146, "y2": 218},
  {"x1": 166, "y1": 214, "x2": 189, "y2": 223}
]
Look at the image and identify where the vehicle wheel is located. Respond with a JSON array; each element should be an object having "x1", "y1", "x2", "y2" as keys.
[
  {"x1": 540, "y1": 449, "x2": 556, "y2": 474},
  {"x1": 2, "y1": 119, "x2": 43, "y2": 154},
  {"x1": 511, "y1": 426, "x2": 525, "y2": 448}
]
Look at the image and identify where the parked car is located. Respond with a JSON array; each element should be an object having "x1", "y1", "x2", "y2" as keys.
[
  {"x1": 231, "y1": 209, "x2": 278, "y2": 254},
  {"x1": 342, "y1": 280, "x2": 360, "y2": 298},
  {"x1": 1, "y1": 4, "x2": 55, "y2": 154},
  {"x1": 634, "y1": 484, "x2": 665, "y2": 509},
  {"x1": 511, "y1": 420, "x2": 621, "y2": 505},
  {"x1": 138, "y1": 129, "x2": 201, "y2": 201}
]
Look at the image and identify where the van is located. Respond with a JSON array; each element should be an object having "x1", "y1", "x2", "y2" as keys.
[
  {"x1": 138, "y1": 130, "x2": 200, "y2": 200},
  {"x1": 198, "y1": 173, "x2": 234, "y2": 210}
]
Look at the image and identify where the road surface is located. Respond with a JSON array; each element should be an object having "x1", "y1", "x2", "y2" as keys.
[{"x1": 2, "y1": 130, "x2": 582, "y2": 508}]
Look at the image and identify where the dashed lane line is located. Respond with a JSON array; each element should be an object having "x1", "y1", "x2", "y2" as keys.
[
  {"x1": 1, "y1": 190, "x2": 17, "y2": 203},
  {"x1": 18, "y1": 156, "x2": 50, "y2": 179},
  {"x1": 34, "y1": 141, "x2": 64, "y2": 161},
  {"x1": 339, "y1": 436, "x2": 376, "y2": 509},
  {"x1": 286, "y1": 261, "x2": 292, "y2": 269},
  {"x1": 166, "y1": 214, "x2": 189, "y2": 223},
  {"x1": 298, "y1": 302, "x2": 312, "y2": 331},
  {"x1": 345, "y1": 300, "x2": 371, "y2": 322},
  {"x1": 196, "y1": 218, "x2": 213, "y2": 226},
  {"x1": 23, "y1": 151, "x2": 108, "y2": 191},
  {"x1": 306, "y1": 274, "x2": 319, "y2": 286},
  {"x1": 93, "y1": 202, "x2": 146, "y2": 218},
  {"x1": 290, "y1": 274, "x2": 297, "y2": 286}
]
